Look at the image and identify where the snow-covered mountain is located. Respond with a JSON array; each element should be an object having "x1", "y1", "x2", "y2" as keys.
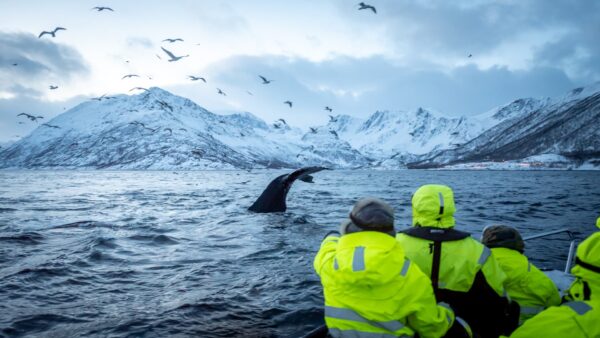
[
  {"x1": 408, "y1": 83, "x2": 600, "y2": 169},
  {"x1": 0, "y1": 88, "x2": 367, "y2": 169},
  {"x1": 1, "y1": 83, "x2": 598, "y2": 170}
]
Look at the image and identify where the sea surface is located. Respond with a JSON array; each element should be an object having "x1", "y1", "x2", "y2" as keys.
[{"x1": 1, "y1": 170, "x2": 599, "y2": 337}]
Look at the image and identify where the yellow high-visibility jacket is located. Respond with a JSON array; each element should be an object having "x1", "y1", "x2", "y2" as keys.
[
  {"x1": 491, "y1": 247, "x2": 560, "y2": 323},
  {"x1": 508, "y1": 300, "x2": 600, "y2": 338},
  {"x1": 314, "y1": 231, "x2": 455, "y2": 338}
]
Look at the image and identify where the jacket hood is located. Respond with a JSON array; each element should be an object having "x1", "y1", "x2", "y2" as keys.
[
  {"x1": 332, "y1": 232, "x2": 407, "y2": 299},
  {"x1": 412, "y1": 184, "x2": 456, "y2": 228}
]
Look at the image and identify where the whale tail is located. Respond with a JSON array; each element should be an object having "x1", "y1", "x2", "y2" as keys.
[{"x1": 248, "y1": 166, "x2": 328, "y2": 213}]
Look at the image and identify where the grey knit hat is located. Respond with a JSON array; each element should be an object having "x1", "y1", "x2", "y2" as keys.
[
  {"x1": 481, "y1": 225, "x2": 525, "y2": 253},
  {"x1": 340, "y1": 197, "x2": 395, "y2": 235}
]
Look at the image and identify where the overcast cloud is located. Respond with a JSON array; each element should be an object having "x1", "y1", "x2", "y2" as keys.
[{"x1": 0, "y1": 0, "x2": 598, "y2": 142}]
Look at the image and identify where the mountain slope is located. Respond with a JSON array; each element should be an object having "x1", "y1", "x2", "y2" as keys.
[{"x1": 408, "y1": 85, "x2": 600, "y2": 168}]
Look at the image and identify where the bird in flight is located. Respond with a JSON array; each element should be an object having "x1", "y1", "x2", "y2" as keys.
[
  {"x1": 328, "y1": 115, "x2": 338, "y2": 123},
  {"x1": 468, "y1": 54, "x2": 473, "y2": 58},
  {"x1": 358, "y1": 2, "x2": 377, "y2": 13},
  {"x1": 217, "y1": 88, "x2": 226, "y2": 96},
  {"x1": 129, "y1": 87, "x2": 149, "y2": 92},
  {"x1": 92, "y1": 6, "x2": 113, "y2": 12},
  {"x1": 122, "y1": 74, "x2": 139, "y2": 79},
  {"x1": 90, "y1": 94, "x2": 114, "y2": 101},
  {"x1": 49, "y1": 85, "x2": 59, "y2": 90},
  {"x1": 161, "y1": 47, "x2": 189, "y2": 62},
  {"x1": 12, "y1": 63, "x2": 18, "y2": 66},
  {"x1": 259, "y1": 75, "x2": 273, "y2": 84},
  {"x1": 42, "y1": 123, "x2": 61, "y2": 129},
  {"x1": 157, "y1": 100, "x2": 174, "y2": 112},
  {"x1": 38, "y1": 27, "x2": 66, "y2": 38},
  {"x1": 188, "y1": 75, "x2": 206, "y2": 82},
  {"x1": 310, "y1": 127, "x2": 317, "y2": 133},
  {"x1": 17, "y1": 113, "x2": 40, "y2": 122},
  {"x1": 325, "y1": 106, "x2": 333, "y2": 112},
  {"x1": 163, "y1": 38, "x2": 184, "y2": 43},
  {"x1": 284, "y1": 100, "x2": 293, "y2": 108},
  {"x1": 246, "y1": 91, "x2": 253, "y2": 96}
]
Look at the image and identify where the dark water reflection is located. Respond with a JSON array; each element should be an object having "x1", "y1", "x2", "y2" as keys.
[{"x1": 0, "y1": 170, "x2": 598, "y2": 337}]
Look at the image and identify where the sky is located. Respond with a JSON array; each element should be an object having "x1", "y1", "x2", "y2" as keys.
[{"x1": 1, "y1": 0, "x2": 599, "y2": 143}]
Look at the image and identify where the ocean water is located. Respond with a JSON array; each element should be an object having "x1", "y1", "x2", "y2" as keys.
[{"x1": 0, "y1": 170, "x2": 599, "y2": 337}]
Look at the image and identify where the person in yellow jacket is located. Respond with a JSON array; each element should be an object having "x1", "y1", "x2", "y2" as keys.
[
  {"x1": 396, "y1": 185, "x2": 519, "y2": 338},
  {"x1": 509, "y1": 219, "x2": 600, "y2": 338},
  {"x1": 314, "y1": 197, "x2": 472, "y2": 338},
  {"x1": 481, "y1": 225, "x2": 561, "y2": 323}
]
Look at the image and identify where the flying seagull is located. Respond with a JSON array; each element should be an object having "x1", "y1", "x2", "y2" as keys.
[
  {"x1": 188, "y1": 75, "x2": 206, "y2": 82},
  {"x1": 259, "y1": 75, "x2": 273, "y2": 84},
  {"x1": 157, "y1": 100, "x2": 173, "y2": 112},
  {"x1": 328, "y1": 115, "x2": 338, "y2": 122},
  {"x1": 310, "y1": 127, "x2": 317, "y2": 133},
  {"x1": 161, "y1": 47, "x2": 189, "y2": 62},
  {"x1": 122, "y1": 74, "x2": 139, "y2": 79},
  {"x1": 217, "y1": 88, "x2": 226, "y2": 96},
  {"x1": 38, "y1": 27, "x2": 66, "y2": 38},
  {"x1": 92, "y1": 6, "x2": 113, "y2": 11},
  {"x1": 358, "y1": 2, "x2": 377, "y2": 13},
  {"x1": 90, "y1": 94, "x2": 114, "y2": 101},
  {"x1": 49, "y1": 85, "x2": 59, "y2": 90},
  {"x1": 468, "y1": 54, "x2": 473, "y2": 58},
  {"x1": 17, "y1": 113, "x2": 39, "y2": 122},
  {"x1": 129, "y1": 87, "x2": 149, "y2": 92},
  {"x1": 163, "y1": 38, "x2": 184, "y2": 43},
  {"x1": 12, "y1": 63, "x2": 18, "y2": 66},
  {"x1": 42, "y1": 123, "x2": 60, "y2": 129},
  {"x1": 284, "y1": 100, "x2": 293, "y2": 108},
  {"x1": 325, "y1": 106, "x2": 333, "y2": 112}
]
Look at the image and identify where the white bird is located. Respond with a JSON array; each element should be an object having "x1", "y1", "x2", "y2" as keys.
[
  {"x1": 38, "y1": 27, "x2": 66, "y2": 38},
  {"x1": 161, "y1": 47, "x2": 189, "y2": 62},
  {"x1": 129, "y1": 87, "x2": 149, "y2": 92},
  {"x1": 163, "y1": 38, "x2": 183, "y2": 43},
  {"x1": 188, "y1": 75, "x2": 206, "y2": 82},
  {"x1": 358, "y1": 2, "x2": 377, "y2": 13},
  {"x1": 259, "y1": 75, "x2": 273, "y2": 84},
  {"x1": 92, "y1": 6, "x2": 113, "y2": 12}
]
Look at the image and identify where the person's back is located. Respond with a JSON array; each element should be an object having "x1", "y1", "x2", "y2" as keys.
[
  {"x1": 314, "y1": 197, "x2": 470, "y2": 338},
  {"x1": 396, "y1": 185, "x2": 518, "y2": 338},
  {"x1": 509, "y1": 219, "x2": 600, "y2": 337},
  {"x1": 481, "y1": 225, "x2": 560, "y2": 323}
]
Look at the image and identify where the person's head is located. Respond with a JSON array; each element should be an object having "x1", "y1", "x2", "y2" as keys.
[
  {"x1": 340, "y1": 197, "x2": 395, "y2": 236},
  {"x1": 481, "y1": 225, "x2": 525, "y2": 253},
  {"x1": 411, "y1": 184, "x2": 455, "y2": 228}
]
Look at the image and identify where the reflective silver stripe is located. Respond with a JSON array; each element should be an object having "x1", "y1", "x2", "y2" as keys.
[
  {"x1": 478, "y1": 246, "x2": 490, "y2": 265},
  {"x1": 334, "y1": 258, "x2": 339, "y2": 270},
  {"x1": 455, "y1": 317, "x2": 473, "y2": 338},
  {"x1": 520, "y1": 305, "x2": 544, "y2": 315},
  {"x1": 565, "y1": 301, "x2": 592, "y2": 315},
  {"x1": 328, "y1": 328, "x2": 408, "y2": 338},
  {"x1": 400, "y1": 258, "x2": 410, "y2": 276},
  {"x1": 353, "y1": 246, "x2": 366, "y2": 272},
  {"x1": 438, "y1": 192, "x2": 444, "y2": 214},
  {"x1": 325, "y1": 306, "x2": 406, "y2": 332},
  {"x1": 438, "y1": 302, "x2": 451, "y2": 311}
]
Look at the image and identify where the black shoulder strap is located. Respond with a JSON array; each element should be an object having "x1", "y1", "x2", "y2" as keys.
[
  {"x1": 401, "y1": 226, "x2": 471, "y2": 242},
  {"x1": 431, "y1": 240, "x2": 442, "y2": 294}
]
